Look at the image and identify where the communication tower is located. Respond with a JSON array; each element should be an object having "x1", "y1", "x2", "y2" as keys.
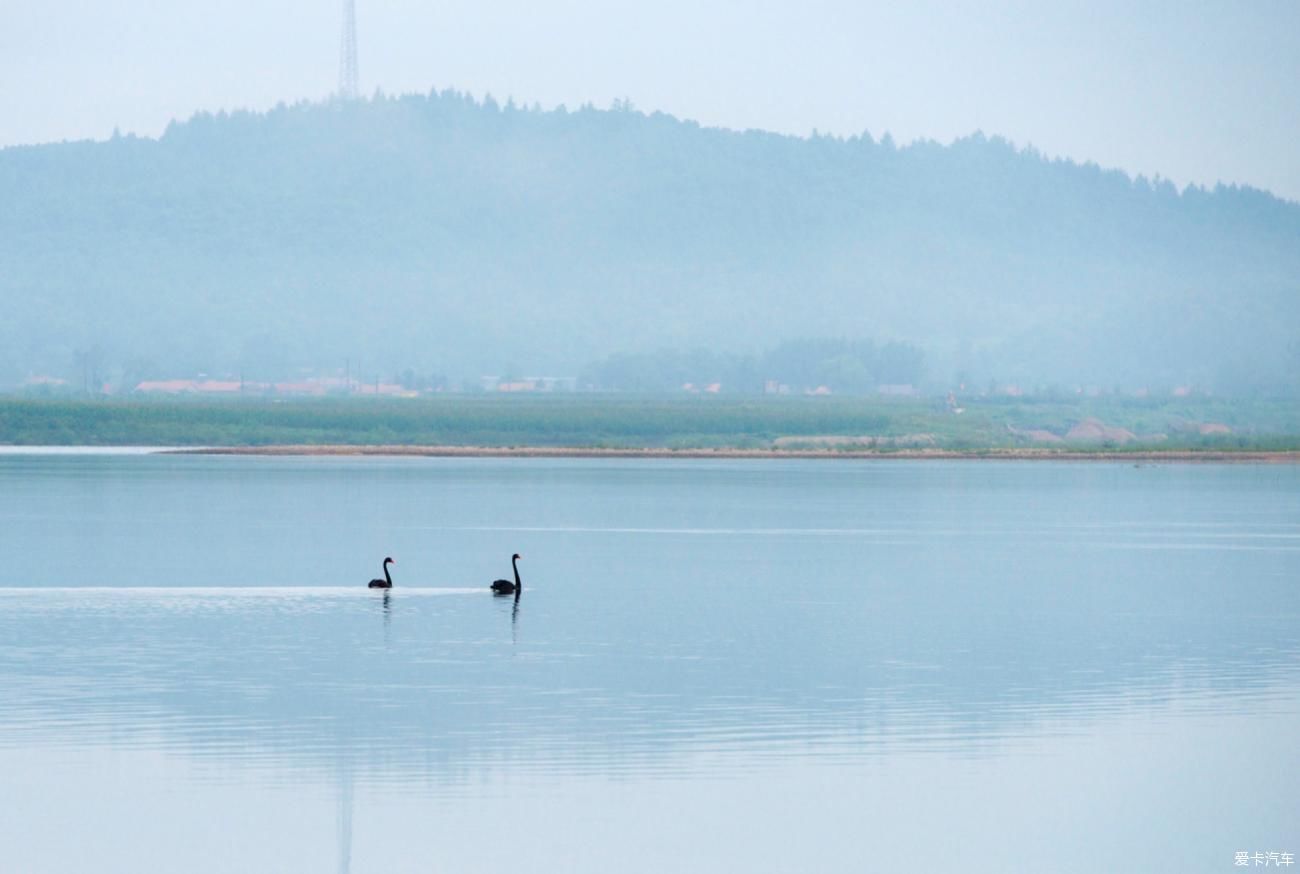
[{"x1": 339, "y1": 0, "x2": 360, "y2": 99}]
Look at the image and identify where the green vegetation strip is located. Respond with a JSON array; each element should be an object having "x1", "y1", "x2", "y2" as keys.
[{"x1": 1, "y1": 395, "x2": 1298, "y2": 452}]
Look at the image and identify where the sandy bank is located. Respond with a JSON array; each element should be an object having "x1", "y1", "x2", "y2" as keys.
[{"x1": 166, "y1": 445, "x2": 1300, "y2": 463}]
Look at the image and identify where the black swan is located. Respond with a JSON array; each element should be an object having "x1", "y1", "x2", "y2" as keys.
[
  {"x1": 491, "y1": 554, "x2": 522, "y2": 596},
  {"x1": 368, "y1": 557, "x2": 394, "y2": 589}
]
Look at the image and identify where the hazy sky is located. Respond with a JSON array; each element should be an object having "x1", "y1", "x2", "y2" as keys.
[{"x1": 4, "y1": 0, "x2": 1299, "y2": 200}]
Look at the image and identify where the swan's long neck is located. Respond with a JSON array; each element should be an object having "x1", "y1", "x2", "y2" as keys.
[
  {"x1": 512, "y1": 557, "x2": 521, "y2": 589},
  {"x1": 384, "y1": 562, "x2": 392, "y2": 586}
]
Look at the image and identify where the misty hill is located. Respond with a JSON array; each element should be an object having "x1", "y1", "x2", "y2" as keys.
[{"x1": 2, "y1": 91, "x2": 1298, "y2": 391}]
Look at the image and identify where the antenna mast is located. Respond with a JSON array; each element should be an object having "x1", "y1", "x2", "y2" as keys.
[{"x1": 338, "y1": 0, "x2": 360, "y2": 99}]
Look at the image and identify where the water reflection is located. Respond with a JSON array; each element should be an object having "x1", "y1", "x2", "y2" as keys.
[
  {"x1": 0, "y1": 584, "x2": 1296, "y2": 784},
  {"x1": 511, "y1": 593, "x2": 520, "y2": 643},
  {"x1": 336, "y1": 761, "x2": 353, "y2": 874},
  {"x1": 380, "y1": 589, "x2": 391, "y2": 645}
]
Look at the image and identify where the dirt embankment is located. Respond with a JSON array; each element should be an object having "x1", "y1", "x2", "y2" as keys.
[
  {"x1": 170, "y1": 445, "x2": 1300, "y2": 463},
  {"x1": 1009, "y1": 417, "x2": 1237, "y2": 446}
]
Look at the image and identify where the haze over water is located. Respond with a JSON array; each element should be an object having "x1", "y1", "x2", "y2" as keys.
[{"x1": 1, "y1": 453, "x2": 1297, "y2": 872}]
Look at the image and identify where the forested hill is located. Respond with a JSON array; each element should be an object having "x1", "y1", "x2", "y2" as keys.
[{"x1": 2, "y1": 91, "x2": 1298, "y2": 391}]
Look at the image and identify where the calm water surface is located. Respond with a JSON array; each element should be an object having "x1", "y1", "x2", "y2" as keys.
[{"x1": 0, "y1": 454, "x2": 1297, "y2": 872}]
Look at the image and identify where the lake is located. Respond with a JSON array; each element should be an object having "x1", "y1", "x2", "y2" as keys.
[{"x1": 1, "y1": 452, "x2": 1297, "y2": 873}]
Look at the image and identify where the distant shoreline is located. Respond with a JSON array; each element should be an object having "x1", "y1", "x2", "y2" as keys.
[
  {"x1": 167, "y1": 445, "x2": 1300, "y2": 463},
  {"x1": 7, "y1": 396, "x2": 1298, "y2": 457}
]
